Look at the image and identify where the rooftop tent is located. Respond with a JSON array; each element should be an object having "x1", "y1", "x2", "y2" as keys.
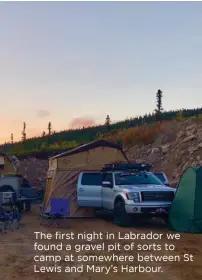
[
  {"x1": 0, "y1": 155, "x2": 4, "y2": 168},
  {"x1": 0, "y1": 153, "x2": 18, "y2": 174},
  {"x1": 43, "y1": 139, "x2": 129, "y2": 217},
  {"x1": 169, "y1": 167, "x2": 202, "y2": 233}
]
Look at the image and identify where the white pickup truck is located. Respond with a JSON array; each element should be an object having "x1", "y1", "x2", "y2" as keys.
[{"x1": 77, "y1": 163, "x2": 176, "y2": 226}]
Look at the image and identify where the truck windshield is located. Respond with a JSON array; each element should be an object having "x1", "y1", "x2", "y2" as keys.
[
  {"x1": 153, "y1": 173, "x2": 165, "y2": 182},
  {"x1": 114, "y1": 172, "x2": 163, "y2": 186}
]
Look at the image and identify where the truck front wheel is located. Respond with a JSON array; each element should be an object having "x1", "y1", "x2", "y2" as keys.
[{"x1": 113, "y1": 200, "x2": 131, "y2": 227}]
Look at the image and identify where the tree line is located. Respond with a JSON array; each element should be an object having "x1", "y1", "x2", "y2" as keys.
[{"x1": 1, "y1": 90, "x2": 202, "y2": 156}]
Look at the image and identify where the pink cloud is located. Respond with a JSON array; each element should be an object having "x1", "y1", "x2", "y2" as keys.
[{"x1": 69, "y1": 117, "x2": 96, "y2": 129}]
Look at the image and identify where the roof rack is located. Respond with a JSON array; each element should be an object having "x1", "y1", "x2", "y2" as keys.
[{"x1": 102, "y1": 163, "x2": 152, "y2": 172}]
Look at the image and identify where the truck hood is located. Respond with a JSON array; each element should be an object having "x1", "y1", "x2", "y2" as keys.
[{"x1": 120, "y1": 184, "x2": 175, "y2": 192}]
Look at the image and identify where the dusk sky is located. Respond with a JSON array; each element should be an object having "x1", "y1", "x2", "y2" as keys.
[{"x1": 0, "y1": 2, "x2": 202, "y2": 143}]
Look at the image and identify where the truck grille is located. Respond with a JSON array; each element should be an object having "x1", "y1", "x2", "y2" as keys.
[{"x1": 141, "y1": 191, "x2": 174, "y2": 202}]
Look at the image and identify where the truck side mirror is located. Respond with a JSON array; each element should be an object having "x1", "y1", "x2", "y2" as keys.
[{"x1": 102, "y1": 181, "x2": 113, "y2": 188}]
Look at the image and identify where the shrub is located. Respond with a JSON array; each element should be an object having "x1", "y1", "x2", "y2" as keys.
[
  {"x1": 176, "y1": 111, "x2": 184, "y2": 121},
  {"x1": 104, "y1": 122, "x2": 164, "y2": 147}
]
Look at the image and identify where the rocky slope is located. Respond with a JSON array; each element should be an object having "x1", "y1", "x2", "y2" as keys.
[
  {"x1": 127, "y1": 118, "x2": 202, "y2": 186},
  {"x1": 18, "y1": 118, "x2": 202, "y2": 189},
  {"x1": 19, "y1": 158, "x2": 48, "y2": 189}
]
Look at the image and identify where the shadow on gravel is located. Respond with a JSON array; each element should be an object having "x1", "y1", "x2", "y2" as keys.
[{"x1": 96, "y1": 211, "x2": 168, "y2": 229}]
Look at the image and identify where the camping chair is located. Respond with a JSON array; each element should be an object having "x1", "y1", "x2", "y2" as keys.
[
  {"x1": 0, "y1": 205, "x2": 21, "y2": 232},
  {"x1": 40, "y1": 198, "x2": 70, "y2": 228}
]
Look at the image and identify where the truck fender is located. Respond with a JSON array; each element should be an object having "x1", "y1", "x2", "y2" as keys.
[
  {"x1": 0, "y1": 185, "x2": 15, "y2": 193},
  {"x1": 114, "y1": 194, "x2": 127, "y2": 207}
]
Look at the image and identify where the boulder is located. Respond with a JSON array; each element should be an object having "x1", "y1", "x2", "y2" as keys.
[
  {"x1": 183, "y1": 135, "x2": 196, "y2": 143},
  {"x1": 161, "y1": 144, "x2": 170, "y2": 154}
]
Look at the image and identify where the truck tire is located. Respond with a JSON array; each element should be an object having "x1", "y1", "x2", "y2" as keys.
[{"x1": 113, "y1": 199, "x2": 131, "y2": 227}]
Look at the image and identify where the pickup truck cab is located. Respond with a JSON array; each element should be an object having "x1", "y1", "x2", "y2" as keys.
[{"x1": 77, "y1": 164, "x2": 176, "y2": 226}]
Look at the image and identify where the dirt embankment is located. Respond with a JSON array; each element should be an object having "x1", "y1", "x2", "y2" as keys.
[
  {"x1": 19, "y1": 158, "x2": 48, "y2": 189},
  {"x1": 18, "y1": 119, "x2": 202, "y2": 189}
]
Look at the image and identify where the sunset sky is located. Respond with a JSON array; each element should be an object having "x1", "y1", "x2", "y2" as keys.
[{"x1": 0, "y1": 2, "x2": 202, "y2": 143}]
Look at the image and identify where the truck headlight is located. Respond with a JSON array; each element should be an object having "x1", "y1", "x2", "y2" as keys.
[{"x1": 127, "y1": 192, "x2": 140, "y2": 202}]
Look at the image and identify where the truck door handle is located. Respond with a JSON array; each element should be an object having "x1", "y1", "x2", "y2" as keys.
[{"x1": 79, "y1": 188, "x2": 84, "y2": 192}]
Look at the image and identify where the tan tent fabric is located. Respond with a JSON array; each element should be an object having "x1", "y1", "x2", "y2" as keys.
[
  {"x1": 0, "y1": 153, "x2": 17, "y2": 174},
  {"x1": 57, "y1": 146, "x2": 127, "y2": 170},
  {"x1": 0, "y1": 156, "x2": 4, "y2": 166},
  {"x1": 43, "y1": 140, "x2": 129, "y2": 217}
]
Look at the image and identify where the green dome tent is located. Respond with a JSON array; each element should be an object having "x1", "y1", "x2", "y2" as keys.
[{"x1": 169, "y1": 167, "x2": 202, "y2": 233}]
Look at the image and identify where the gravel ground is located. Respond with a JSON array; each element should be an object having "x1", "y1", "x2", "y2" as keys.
[{"x1": 0, "y1": 206, "x2": 202, "y2": 280}]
